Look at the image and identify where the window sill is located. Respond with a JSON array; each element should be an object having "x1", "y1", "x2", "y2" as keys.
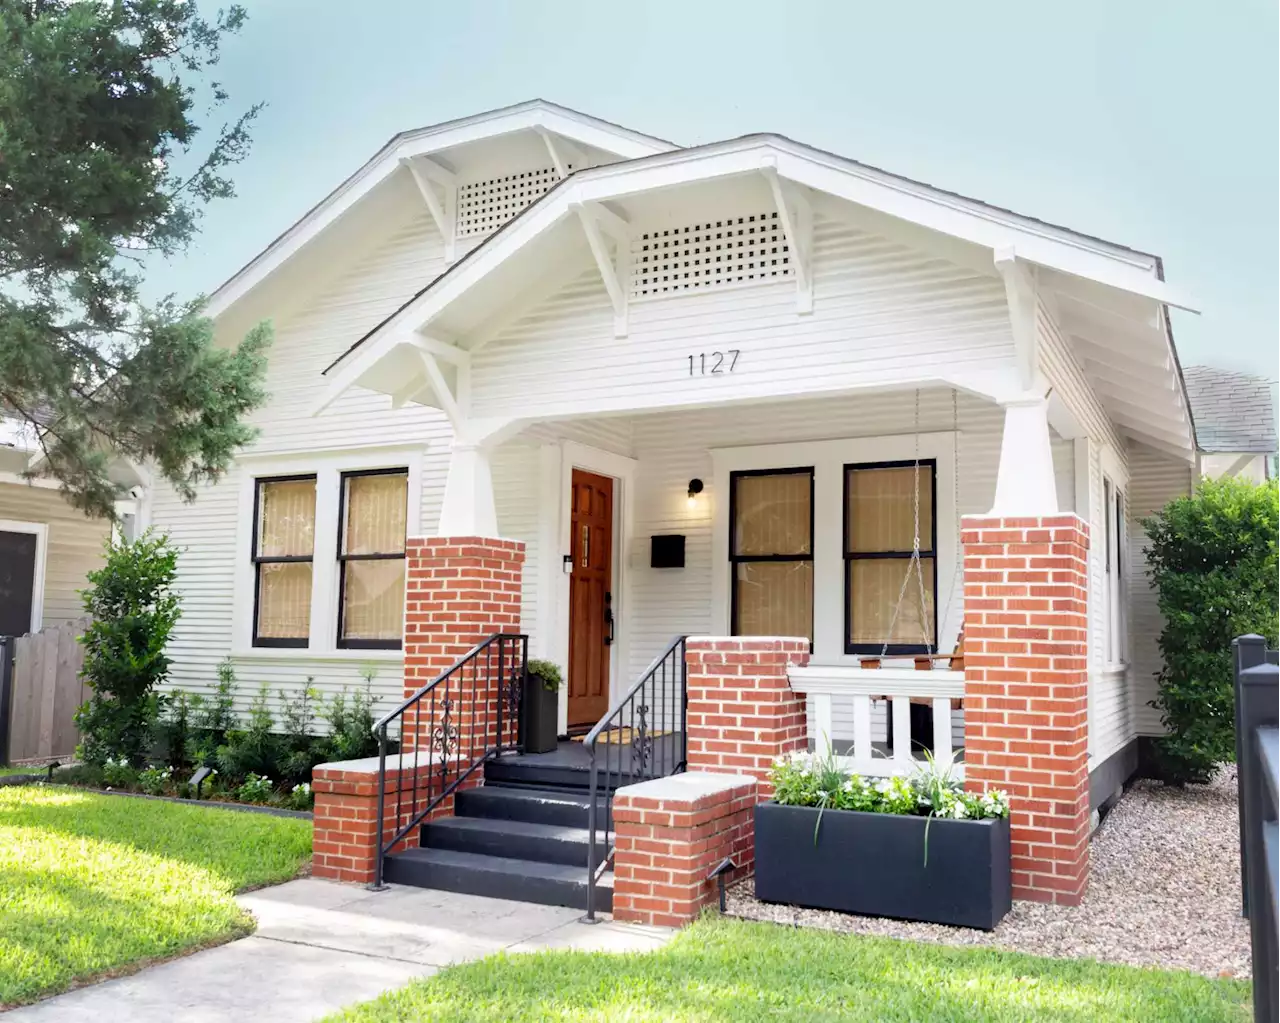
[
  {"x1": 231, "y1": 647, "x2": 404, "y2": 663},
  {"x1": 1101, "y1": 662, "x2": 1129, "y2": 675}
]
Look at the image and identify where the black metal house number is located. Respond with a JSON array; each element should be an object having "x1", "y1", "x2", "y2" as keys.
[{"x1": 688, "y1": 350, "x2": 740, "y2": 376}]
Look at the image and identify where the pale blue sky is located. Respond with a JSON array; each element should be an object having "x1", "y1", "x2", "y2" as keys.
[{"x1": 152, "y1": 0, "x2": 1279, "y2": 379}]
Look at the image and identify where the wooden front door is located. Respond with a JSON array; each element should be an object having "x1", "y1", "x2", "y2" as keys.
[{"x1": 567, "y1": 469, "x2": 613, "y2": 729}]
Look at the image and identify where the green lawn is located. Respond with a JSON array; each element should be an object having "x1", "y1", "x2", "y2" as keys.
[
  {"x1": 0, "y1": 785, "x2": 312, "y2": 1007},
  {"x1": 325, "y1": 916, "x2": 1250, "y2": 1023}
]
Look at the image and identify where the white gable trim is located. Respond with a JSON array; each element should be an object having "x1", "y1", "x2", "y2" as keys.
[
  {"x1": 316, "y1": 135, "x2": 1195, "y2": 420},
  {"x1": 205, "y1": 100, "x2": 674, "y2": 322}
]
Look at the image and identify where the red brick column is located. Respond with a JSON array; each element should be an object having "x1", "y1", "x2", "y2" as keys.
[
  {"x1": 312, "y1": 535, "x2": 524, "y2": 884},
  {"x1": 403, "y1": 536, "x2": 524, "y2": 759},
  {"x1": 685, "y1": 637, "x2": 809, "y2": 797},
  {"x1": 611, "y1": 772, "x2": 757, "y2": 926},
  {"x1": 961, "y1": 514, "x2": 1090, "y2": 905},
  {"x1": 312, "y1": 756, "x2": 440, "y2": 883}
]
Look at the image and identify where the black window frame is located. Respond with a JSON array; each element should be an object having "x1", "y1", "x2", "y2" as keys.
[
  {"x1": 843, "y1": 458, "x2": 938, "y2": 656},
  {"x1": 252, "y1": 473, "x2": 317, "y2": 649},
  {"x1": 336, "y1": 466, "x2": 409, "y2": 651},
  {"x1": 728, "y1": 466, "x2": 815, "y2": 644}
]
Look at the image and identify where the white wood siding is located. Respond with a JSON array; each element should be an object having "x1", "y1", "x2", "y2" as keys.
[
  {"x1": 471, "y1": 214, "x2": 1015, "y2": 422},
  {"x1": 0, "y1": 484, "x2": 109, "y2": 627},
  {"x1": 151, "y1": 211, "x2": 456, "y2": 715},
  {"x1": 1037, "y1": 298, "x2": 1138, "y2": 763},
  {"x1": 1127, "y1": 442, "x2": 1194, "y2": 736}
]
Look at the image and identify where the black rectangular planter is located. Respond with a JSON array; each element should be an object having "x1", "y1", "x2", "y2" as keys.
[
  {"x1": 520, "y1": 676, "x2": 559, "y2": 754},
  {"x1": 754, "y1": 801, "x2": 1012, "y2": 930}
]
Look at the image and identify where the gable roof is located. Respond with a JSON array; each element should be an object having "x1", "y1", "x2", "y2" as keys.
[
  {"x1": 1184, "y1": 366, "x2": 1278, "y2": 453},
  {"x1": 203, "y1": 99, "x2": 676, "y2": 323}
]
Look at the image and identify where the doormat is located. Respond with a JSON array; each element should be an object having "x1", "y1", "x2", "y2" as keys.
[{"x1": 571, "y1": 728, "x2": 672, "y2": 745}]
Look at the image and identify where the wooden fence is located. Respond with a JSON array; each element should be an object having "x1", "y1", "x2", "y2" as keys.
[{"x1": 0, "y1": 618, "x2": 90, "y2": 763}]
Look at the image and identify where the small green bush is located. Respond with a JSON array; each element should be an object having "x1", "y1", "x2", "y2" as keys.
[
  {"x1": 76, "y1": 532, "x2": 182, "y2": 766},
  {"x1": 277, "y1": 682, "x2": 324, "y2": 786},
  {"x1": 527, "y1": 659, "x2": 563, "y2": 692},
  {"x1": 156, "y1": 690, "x2": 196, "y2": 773},
  {"x1": 321, "y1": 672, "x2": 380, "y2": 761},
  {"x1": 288, "y1": 782, "x2": 313, "y2": 811},
  {"x1": 236, "y1": 772, "x2": 274, "y2": 804},
  {"x1": 216, "y1": 683, "x2": 279, "y2": 781},
  {"x1": 1143, "y1": 476, "x2": 1279, "y2": 784},
  {"x1": 101, "y1": 757, "x2": 137, "y2": 789},
  {"x1": 138, "y1": 765, "x2": 172, "y2": 796},
  {"x1": 189, "y1": 658, "x2": 239, "y2": 767}
]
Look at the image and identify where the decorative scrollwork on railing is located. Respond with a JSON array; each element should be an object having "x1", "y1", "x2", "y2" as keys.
[
  {"x1": 631, "y1": 704, "x2": 653, "y2": 775},
  {"x1": 432, "y1": 697, "x2": 459, "y2": 762},
  {"x1": 504, "y1": 663, "x2": 522, "y2": 740}
]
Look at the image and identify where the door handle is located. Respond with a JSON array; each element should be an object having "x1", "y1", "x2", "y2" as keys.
[{"x1": 604, "y1": 591, "x2": 614, "y2": 646}]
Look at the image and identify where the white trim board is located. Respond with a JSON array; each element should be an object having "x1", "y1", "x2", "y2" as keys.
[
  {"x1": 709, "y1": 431, "x2": 959, "y2": 667},
  {"x1": 0, "y1": 518, "x2": 48, "y2": 633}
]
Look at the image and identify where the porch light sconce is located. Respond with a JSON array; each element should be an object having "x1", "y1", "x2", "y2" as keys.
[{"x1": 686, "y1": 478, "x2": 704, "y2": 509}]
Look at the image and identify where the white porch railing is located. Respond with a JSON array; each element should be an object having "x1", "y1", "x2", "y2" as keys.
[{"x1": 787, "y1": 665, "x2": 965, "y2": 780}]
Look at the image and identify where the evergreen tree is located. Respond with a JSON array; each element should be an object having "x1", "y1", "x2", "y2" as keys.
[{"x1": 0, "y1": 0, "x2": 270, "y2": 518}]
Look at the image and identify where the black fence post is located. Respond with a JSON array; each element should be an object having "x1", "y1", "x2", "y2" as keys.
[
  {"x1": 1235, "y1": 635, "x2": 1279, "y2": 1023},
  {"x1": 1236, "y1": 634, "x2": 1269, "y2": 917},
  {"x1": 0, "y1": 637, "x2": 13, "y2": 766}
]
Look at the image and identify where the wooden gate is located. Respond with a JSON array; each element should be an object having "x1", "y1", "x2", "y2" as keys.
[{"x1": 1, "y1": 618, "x2": 90, "y2": 763}]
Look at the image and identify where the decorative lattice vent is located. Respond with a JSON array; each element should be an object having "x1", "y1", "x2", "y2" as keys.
[
  {"x1": 630, "y1": 212, "x2": 792, "y2": 299},
  {"x1": 456, "y1": 165, "x2": 567, "y2": 238}
]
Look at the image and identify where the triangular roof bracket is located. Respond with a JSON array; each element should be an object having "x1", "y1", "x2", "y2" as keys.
[
  {"x1": 762, "y1": 165, "x2": 813, "y2": 314},
  {"x1": 536, "y1": 128, "x2": 586, "y2": 180},
  {"x1": 402, "y1": 156, "x2": 458, "y2": 262},
  {"x1": 571, "y1": 201, "x2": 630, "y2": 337}
]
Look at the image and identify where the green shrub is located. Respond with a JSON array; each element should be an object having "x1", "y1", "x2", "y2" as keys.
[
  {"x1": 527, "y1": 659, "x2": 563, "y2": 692},
  {"x1": 321, "y1": 672, "x2": 380, "y2": 761},
  {"x1": 156, "y1": 690, "x2": 196, "y2": 772},
  {"x1": 216, "y1": 683, "x2": 279, "y2": 782},
  {"x1": 1143, "y1": 476, "x2": 1279, "y2": 784},
  {"x1": 75, "y1": 533, "x2": 182, "y2": 766},
  {"x1": 138, "y1": 766, "x2": 172, "y2": 796},
  {"x1": 277, "y1": 682, "x2": 324, "y2": 786},
  {"x1": 288, "y1": 782, "x2": 313, "y2": 811},
  {"x1": 101, "y1": 757, "x2": 137, "y2": 789},
  {"x1": 237, "y1": 772, "x2": 274, "y2": 804}
]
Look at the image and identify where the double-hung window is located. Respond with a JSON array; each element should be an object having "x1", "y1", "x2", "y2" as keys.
[
  {"x1": 337, "y1": 468, "x2": 409, "y2": 649},
  {"x1": 729, "y1": 468, "x2": 814, "y2": 642},
  {"x1": 253, "y1": 475, "x2": 317, "y2": 647},
  {"x1": 844, "y1": 460, "x2": 937, "y2": 654}
]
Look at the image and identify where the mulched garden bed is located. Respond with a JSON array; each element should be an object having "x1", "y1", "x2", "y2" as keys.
[{"x1": 728, "y1": 765, "x2": 1250, "y2": 978}]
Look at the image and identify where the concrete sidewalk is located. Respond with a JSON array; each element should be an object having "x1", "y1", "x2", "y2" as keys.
[{"x1": 6, "y1": 880, "x2": 674, "y2": 1022}]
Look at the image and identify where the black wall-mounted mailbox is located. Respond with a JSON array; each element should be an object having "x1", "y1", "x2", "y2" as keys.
[{"x1": 650, "y1": 534, "x2": 686, "y2": 569}]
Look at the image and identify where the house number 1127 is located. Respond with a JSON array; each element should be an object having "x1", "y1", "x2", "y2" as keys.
[{"x1": 688, "y1": 350, "x2": 740, "y2": 376}]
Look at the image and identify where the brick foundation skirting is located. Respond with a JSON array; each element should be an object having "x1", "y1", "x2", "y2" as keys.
[{"x1": 961, "y1": 514, "x2": 1091, "y2": 905}]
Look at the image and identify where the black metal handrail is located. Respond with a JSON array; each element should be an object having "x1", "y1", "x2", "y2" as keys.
[
  {"x1": 584, "y1": 635, "x2": 687, "y2": 921},
  {"x1": 371, "y1": 632, "x2": 527, "y2": 889}
]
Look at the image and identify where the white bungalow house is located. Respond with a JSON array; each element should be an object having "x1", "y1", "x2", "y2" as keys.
[{"x1": 148, "y1": 100, "x2": 1200, "y2": 841}]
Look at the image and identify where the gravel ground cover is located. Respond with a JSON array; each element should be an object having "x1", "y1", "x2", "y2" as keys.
[{"x1": 728, "y1": 766, "x2": 1251, "y2": 978}]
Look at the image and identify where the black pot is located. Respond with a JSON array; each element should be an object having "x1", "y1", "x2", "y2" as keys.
[
  {"x1": 753, "y1": 801, "x2": 1012, "y2": 930},
  {"x1": 520, "y1": 673, "x2": 559, "y2": 754}
]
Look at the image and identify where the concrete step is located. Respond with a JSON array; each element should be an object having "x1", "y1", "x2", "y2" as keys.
[
  {"x1": 455, "y1": 784, "x2": 612, "y2": 830},
  {"x1": 383, "y1": 847, "x2": 613, "y2": 912},
  {"x1": 420, "y1": 815, "x2": 608, "y2": 867}
]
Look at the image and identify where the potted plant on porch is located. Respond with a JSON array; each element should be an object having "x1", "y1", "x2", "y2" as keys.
[
  {"x1": 520, "y1": 659, "x2": 562, "y2": 754},
  {"x1": 754, "y1": 751, "x2": 1012, "y2": 930}
]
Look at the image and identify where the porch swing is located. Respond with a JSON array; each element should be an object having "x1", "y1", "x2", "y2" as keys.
[{"x1": 856, "y1": 388, "x2": 966, "y2": 756}]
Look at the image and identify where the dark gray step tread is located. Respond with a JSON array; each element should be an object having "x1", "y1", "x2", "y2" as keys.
[
  {"x1": 425, "y1": 815, "x2": 594, "y2": 844},
  {"x1": 391, "y1": 846, "x2": 614, "y2": 889}
]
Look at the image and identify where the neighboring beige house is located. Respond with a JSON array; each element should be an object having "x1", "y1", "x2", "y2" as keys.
[
  {"x1": 1184, "y1": 366, "x2": 1278, "y2": 482},
  {"x1": 0, "y1": 414, "x2": 141, "y2": 638}
]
